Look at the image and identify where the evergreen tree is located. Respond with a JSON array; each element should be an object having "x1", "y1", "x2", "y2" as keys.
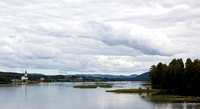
[{"x1": 150, "y1": 58, "x2": 200, "y2": 96}]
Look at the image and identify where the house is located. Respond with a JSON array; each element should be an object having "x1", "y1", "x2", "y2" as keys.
[
  {"x1": 40, "y1": 77, "x2": 45, "y2": 81},
  {"x1": 77, "y1": 77, "x2": 83, "y2": 81},
  {"x1": 11, "y1": 78, "x2": 19, "y2": 82}
]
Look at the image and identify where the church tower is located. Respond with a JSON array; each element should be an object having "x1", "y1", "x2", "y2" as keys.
[
  {"x1": 21, "y1": 70, "x2": 28, "y2": 81},
  {"x1": 25, "y1": 70, "x2": 28, "y2": 77}
]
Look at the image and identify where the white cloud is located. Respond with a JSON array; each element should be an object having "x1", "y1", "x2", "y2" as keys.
[{"x1": 0, "y1": 0, "x2": 200, "y2": 75}]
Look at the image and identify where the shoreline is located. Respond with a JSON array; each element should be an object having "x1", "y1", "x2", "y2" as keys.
[{"x1": 106, "y1": 88, "x2": 200, "y2": 103}]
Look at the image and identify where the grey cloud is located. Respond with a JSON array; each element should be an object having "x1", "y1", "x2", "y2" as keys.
[
  {"x1": 108, "y1": 8, "x2": 200, "y2": 29},
  {"x1": 81, "y1": 21, "x2": 182, "y2": 56},
  {"x1": 0, "y1": 0, "x2": 199, "y2": 75}
]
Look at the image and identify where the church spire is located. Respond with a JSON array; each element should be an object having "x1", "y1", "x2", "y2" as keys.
[{"x1": 25, "y1": 70, "x2": 27, "y2": 77}]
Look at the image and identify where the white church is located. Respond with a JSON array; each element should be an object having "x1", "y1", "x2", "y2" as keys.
[{"x1": 21, "y1": 70, "x2": 28, "y2": 81}]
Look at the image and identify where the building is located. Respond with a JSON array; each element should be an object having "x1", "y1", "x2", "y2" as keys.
[
  {"x1": 77, "y1": 77, "x2": 83, "y2": 81},
  {"x1": 40, "y1": 77, "x2": 45, "y2": 81},
  {"x1": 11, "y1": 78, "x2": 19, "y2": 82},
  {"x1": 21, "y1": 70, "x2": 28, "y2": 81}
]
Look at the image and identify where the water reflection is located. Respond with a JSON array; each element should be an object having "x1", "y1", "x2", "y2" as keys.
[
  {"x1": 172, "y1": 103, "x2": 184, "y2": 109},
  {"x1": 163, "y1": 103, "x2": 200, "y2": 109},
  {"x1": 21, "y1": 85, "x2": 28, "y2": 99},
  {"x1": 0, "y1": 82, "x2": 199, "y2": 109}
]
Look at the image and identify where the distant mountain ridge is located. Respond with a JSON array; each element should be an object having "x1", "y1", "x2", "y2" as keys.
[
  {"x1": 0, "y1": 71, "x2": 44, "y2": 76},
  {"x1": 0, "y1": 71, "x2": 150, "y2": 81},
  {"x1": 65, "y1": 74, "x2": 138, "y2": 79},
  {"x1": 66, "y1": 73, "x2": 150, "y2": 81}
]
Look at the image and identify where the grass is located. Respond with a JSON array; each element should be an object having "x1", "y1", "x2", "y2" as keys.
[
  {"x1": 95, "y1": 83, "x2": 113, "y2": 88},
  {"x1": 73, "y1": 83, "x2": 113, "y2": 88},
  {"x1": 142, "y1": 95, "x2": 200, "y2": 103},
  {"x1": 142, "y1": 95, "x2": 173, "y2": 103},
  {"x1": 106, "y1": 88, "x2": 200, "y2": 103},
  {"x1": 73, "y1": 85, "x2": 97, "y2": 88},
  {"x1": 106, "y1": 88, "x2": 160, "y2": 93},
  {"x1": 172, "y1": 96, "x2": 200, "y2": 103},
  {"x1": 98, "y1": 84, "x2": 112, "y2": 88}
]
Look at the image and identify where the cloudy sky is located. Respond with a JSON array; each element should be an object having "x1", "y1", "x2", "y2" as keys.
[{"x1": 0, "y1": 0, "x2": 200, "y2": 75}]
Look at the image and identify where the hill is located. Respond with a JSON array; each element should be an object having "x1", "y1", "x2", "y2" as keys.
[{"x1": 131, "y1": 72, "x2": 150, "y2": 81}]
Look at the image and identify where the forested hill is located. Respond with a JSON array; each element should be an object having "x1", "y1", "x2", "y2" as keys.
[
  {"x1": 131, "y1": 72, "x2": 150, "y2": 81},
  {"x1": 66, "y1": 74, "x2": 137, "y2": 79},
  {"x1": 0, "y1": 71, "x2": 149, "y2": 83}
]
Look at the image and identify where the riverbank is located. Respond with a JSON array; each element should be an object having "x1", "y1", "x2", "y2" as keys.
[
  {"x1": 74, "y1": 83, "x2": 113, "y2": 88},
  {"x1": 106, "y1": 88, "x2": 160, "y2": 93},
  {"x1": 106, "y1": 88, "x2": 200, "y2": 103},
  {"x1": 142, "y1": 95, "x2": 200, "y2": 103},
  {"x1": 74, "y1": 85, "x2": 97, "y2": 88}
]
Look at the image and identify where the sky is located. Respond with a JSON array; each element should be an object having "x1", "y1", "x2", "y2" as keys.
[{"x1": 0, "y1": 0, "x2": 200, "y2": 75}]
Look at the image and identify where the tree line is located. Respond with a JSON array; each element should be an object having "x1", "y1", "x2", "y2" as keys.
[
  {"x1": 150, "y1": 58, "x2": 200, "y2": 96},
  {"x1": 0, "y1": 72, "x2": 134, "y2": 83}
]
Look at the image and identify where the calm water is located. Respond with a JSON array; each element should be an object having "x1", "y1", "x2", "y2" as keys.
[{"x1": 0, "y1": 81, "x2": 200, "y2": 109}]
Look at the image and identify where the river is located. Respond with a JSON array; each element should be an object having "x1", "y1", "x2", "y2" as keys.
[{"x1": 0, "y1": 81, "x2": 200, "y2": 109}]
